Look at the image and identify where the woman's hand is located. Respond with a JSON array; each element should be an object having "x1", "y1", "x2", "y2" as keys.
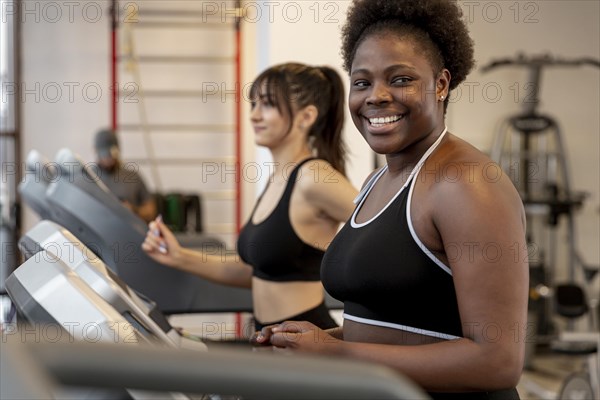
[
  {"x1": 250, "y1": 325, "x2": 276, "y2": 347},
  {"x1": 141, "y1": 215, "x2": 182, "y2": 268},
  {"x1": 251, "y1": 321, "x2": 343, "y2": 354}
]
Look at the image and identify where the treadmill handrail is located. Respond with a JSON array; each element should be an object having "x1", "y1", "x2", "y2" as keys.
[{"x1": 28, "y1": 340, "x2": 430, "y2": 399}]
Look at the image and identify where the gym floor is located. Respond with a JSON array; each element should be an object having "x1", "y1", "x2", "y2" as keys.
[{"x1": 517, "y1": 349, "x2": 592, "y2": 399}]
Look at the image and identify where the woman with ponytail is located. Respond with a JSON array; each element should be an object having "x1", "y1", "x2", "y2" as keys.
[{"x1": 143, "y1": 63, "x2": 357, "y2": 332}]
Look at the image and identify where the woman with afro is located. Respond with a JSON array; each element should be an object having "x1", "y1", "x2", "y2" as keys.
[{"x1": 254, "y1": 1, "x2": 527, "y2": 398}]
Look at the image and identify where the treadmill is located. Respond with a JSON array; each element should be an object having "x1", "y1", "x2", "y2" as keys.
[
  {"x1": 41, "y1": 148, "x2": 252, "y2": 314},
  {"x1": 16, "y1": 220, "x2": 206, "y2": 350}
]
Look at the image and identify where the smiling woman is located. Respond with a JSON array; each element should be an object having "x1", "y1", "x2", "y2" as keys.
[
  {"x1": 254, "y1": 1, "x2": 529, "y2": 399},
  {"x1": 348, "y1": 33, "x2": 450, "y2": 156}
]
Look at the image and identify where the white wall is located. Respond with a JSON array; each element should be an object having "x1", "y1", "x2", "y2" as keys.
[
  {"x1": 18, "y1": 0, "x2": 110, "y2": 232},
  {"x1": 19, "y1": 0, "x2": 109, "y2": 160},
  {"x1": 17, "y1": 1, "x2": 600, "y2": 270},
  {"x1": 448, "y1": 1, "x2": 600, "y2": 276}
]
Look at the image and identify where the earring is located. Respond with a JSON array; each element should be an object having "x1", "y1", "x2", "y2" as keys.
[{"x1": 439, "y1": 95, "x2": 445, "y2": 101}]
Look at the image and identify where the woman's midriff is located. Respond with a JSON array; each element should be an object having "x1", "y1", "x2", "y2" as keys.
[{"x1": 252, "y1": 277, "x2": 324, "y2": 324}]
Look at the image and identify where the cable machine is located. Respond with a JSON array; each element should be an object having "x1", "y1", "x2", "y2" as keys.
[
  {"x1": 483, "y1": 54, "x2": 598, "y2": 333},
  {"x1": 482, "y1": 54, "x2": 599, "y2": 397}
]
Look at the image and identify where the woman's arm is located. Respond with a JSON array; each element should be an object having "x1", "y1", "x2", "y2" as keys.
[
  {"x1": 299, "y1": 160, "x2": 358, "y2": 223},
  {"x1": 142, "y1": 217, "x2": 253, "y2": 288},
  {"x1": 326, "y1": 326, "x2": 344, "y2": 340}
]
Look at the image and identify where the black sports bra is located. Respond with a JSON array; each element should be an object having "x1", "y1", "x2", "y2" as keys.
[
  {"x1": 237, "y1": 159, "x2": 324, "y2": 282},
  {"x1": 321, "y1": 128, "x2": 464, "y2": 339},
  {"x1": 321, "y1": 175, "x2": 463, "y2": 338}
]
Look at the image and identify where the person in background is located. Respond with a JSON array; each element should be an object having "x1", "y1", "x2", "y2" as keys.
[
  {"x1": 142, "y1": 63, "x2": 358, "y2": 332},
  {"x1": 94, "y1": 128, "x2": 157, "y2": 223},
  {"x1": 253, "y1": 1, "x2": 528, "y2": 399}
]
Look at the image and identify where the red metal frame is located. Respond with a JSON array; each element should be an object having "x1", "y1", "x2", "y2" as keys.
[
  {"x1": 110, "y1": 0, "x2": 118, "y2": 131},
  {"x1": 234, "y1": 13, "x2": 242, "y2": 234},
  {"x1": 110, "y1": 1, "x2": 246, "y2": 337},
  {"x1": 109, "y1": 2, "x2": 242, "y2": 228},
  {"x1": 234, "y1": 2, "x2": 244, "y2": 338}
]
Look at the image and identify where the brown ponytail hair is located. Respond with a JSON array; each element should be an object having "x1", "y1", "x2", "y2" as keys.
[{"x1": 250, "y1": 63, "x2": 347, "y2": 175}]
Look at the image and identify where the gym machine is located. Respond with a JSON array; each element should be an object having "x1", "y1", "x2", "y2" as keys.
[
  {"x1": 6, "y1": 220, "x2": 219, "y2": 399},
  {"x1": 482, "y1": 53, "x2": 599, "y2": 400},
  {"x1": 1, "y1": 334, "x2": 430, "y2": 400},
  {"x1": 15, "y1": 220, "x2": 203, "y2": 348},
  {"x1": 18, "y1": 149, "x2": 55, "y2": 221},
  {"x1": 18, "y1": 148, "x2": 253, "y2": 314}
]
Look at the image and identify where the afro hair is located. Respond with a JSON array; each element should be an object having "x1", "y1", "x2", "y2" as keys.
[{"x1": 341, "y1": 0, "x2": 475, "y2": 90}]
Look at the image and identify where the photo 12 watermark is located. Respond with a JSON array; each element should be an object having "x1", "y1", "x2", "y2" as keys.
[
  {"x1": 200, "y1": 1, "x2": 342, "y2": 24},
  {"x1": 2, "y1": 321, "x2": 141, "y2": 344},
  {"x1": 1, "y1": 1, "x2": 138, "y2": 24},
  {"x1": 460, "y1": 1, "x2": 540, "y2": 24},
  {"x1": 1, "y1": 81, "x2": 140, "y2": 104},
  {"x1": 1, "y1": 1, "x2": 346, "y2": 25}
]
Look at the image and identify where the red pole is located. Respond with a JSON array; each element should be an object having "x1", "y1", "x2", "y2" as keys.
[
  {"x1": 234, "y1": 10, "x2": 242, "y2": 235},
  {"x1": 234, "y1": 3, "x2": 244, "y2": 338},
  {"x1": 110, "y1": 0, "x2": 118, "y2": 131}
]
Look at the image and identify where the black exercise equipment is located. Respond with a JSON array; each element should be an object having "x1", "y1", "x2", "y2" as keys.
[
  {"x1": 484, "y1": 53, "x2": 599, "y2": 339},
  {"x1": 2, "y1": 334, "x2": 431, "y2": 400},
  {"x1": 19, "y1": 148, "x2": 252, "y2": 314},
  {"x1": 483, "y1": 53, "x2": 599, "y2": 399}
]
